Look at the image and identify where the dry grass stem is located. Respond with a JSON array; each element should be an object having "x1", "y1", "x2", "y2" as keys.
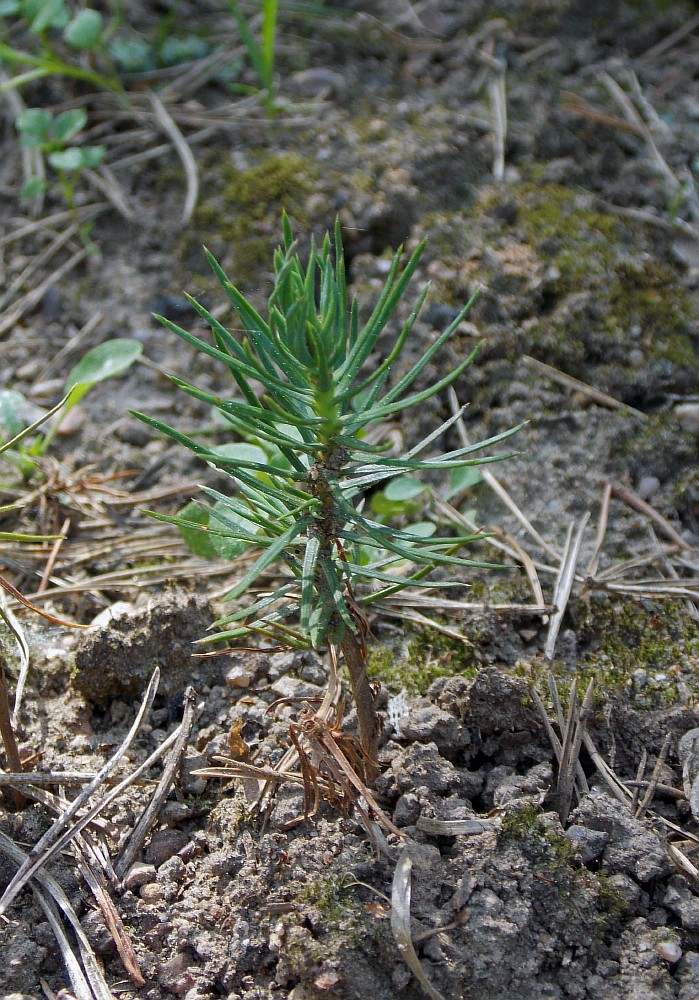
[
  {"x1": 448, "y1": 389, "x2": 560, "y2": 560},
  {"x1": 0, "y1": 668, "x2": 160, "y2": 917},
  {"x1": 115, "y1": 686, "x2": 200, "y2": 878},
  {"x1": 522, "y1": 355, "x2": 648, "y2": 421},
  {"x1": 146, "y1": 91, "x2": 198, "y2": 223},
  {"x1": 545, "y1": 513, "x2": 590, "y2": 661},
  {"x1": 635, "y1": 733, "x2": 672, "y2": 820}
]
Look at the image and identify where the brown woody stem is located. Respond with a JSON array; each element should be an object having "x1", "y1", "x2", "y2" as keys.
[
  {"x1": 340, "y1": 628, "x2": 380, "y2": 775},
  {"x1": 0, "y1": 652, "x2": 24, "y2": 809}
]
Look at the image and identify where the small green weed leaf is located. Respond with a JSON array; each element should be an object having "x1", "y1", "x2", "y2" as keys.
[
  {"x1": 402, "y1": 521, "x2": 437, "y2": 539},
  {"x1": 64, "y1": 8, "x2": 102, "y2": 49},
  {"x1": 79, "y1": 145, "x2": 106, "y2": 168},
  {"x1": 209, "y1": 442, "x2": 268, "y2": 467},
  {"x1": 384, "y1": 477, "x2": 426, "y2": 502},
  {"x1": 25, "y1": 0, "x2": 68, "y2": 33},
  {"x1": 0, "y1": 390, "x2": 29, "y2": 438},
  {"x1": 52, "y1": 108, "x2": 87, "y2": 143},
  {"x1": 447, "y1": 465, "x2": 482, "y2": 494},
  {"x1": 176, "y1": 501, "x2": 219, "y2": 559},
  {"x1": 48, "y1": 148, "x2": 83, "y2": 171},
  {"x1": 17, "y1": 107, "x2": 52, "y2": 142},
  {"x1": 0, "y1": 1, "x2": 20, "y2": 15},
  {"x1": 20, "y1": 176, "x2": 48, "y2": 199},
  {"x1": 64, "y1": 339, "x2": 142, "y2": 395},
  {"x1": 107, "y1": 36, "x2": 155, "y2": 73},
  {"x1": 160, "y1": 36, "x2": 210, "y2": 66}
]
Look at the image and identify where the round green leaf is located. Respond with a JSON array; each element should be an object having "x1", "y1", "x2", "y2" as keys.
[
  {"x1": 49, "y1": 148, "x2": 83, "y2": 172},
  {"x1": 17, "y1": 107, "x2": 52, "y2": 141},
  {"x1": 65, "y1": 339, "x2": 142, "y2": 394},
  {"x1": 0, "y1": 390, "x2": 29, "y2": 438},
  {"x1": 0, "y1": 1, "x2": 21, "y2": 16},
  {"x1": 107, "y1": 36, "x2": 155, "y2": 73},
  {"x1": 160, "y1": 35, "x2": 210, "y2": 66},
  {"x1": 176, "y1": 501, "x2": 219, "y2": 559},
  {"x1": 64, "y1": 8, "x2": 103, "y2": 49},
  {"x1": 445, "y1": 465, "x2": 483, "y2": 500},
  {"x1": 384, "y1": 476, "x2": 426, "y2": 502},
  {"x1": 80, "y1": 144, "x2": 106, "y2": 168},
  {"x1": 208, "y1": 500, "x2": 256, "y2": 559},
  {"x1": 402, "y1": 521, "x2": 437, "y2": 539},
  {"x1": 209, "y1": 442, "x2": 268, "y2": 466},
  {"x1": 52, "y1": 108, "x2": 87, "y2": 143},
  {"x1": 27, "y1": 0, "x2": 68, "y2": 32},
  {"x1": 21, "y1": 176, "x2": 48, "y2": 199}
]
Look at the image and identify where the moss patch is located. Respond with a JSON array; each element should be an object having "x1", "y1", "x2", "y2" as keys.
[
  {"x1": 368, "y1": 626, "x2": 481, "y2": 695},
  {"x1": 188, "y1": 152, "x2": 316, "y2": 286},
  {"x1": 570, "y1": 596, "x2": 699, "y2": 708},
  {"x1": 473, "y1": 182, "x2": 699, "y2": 402}
]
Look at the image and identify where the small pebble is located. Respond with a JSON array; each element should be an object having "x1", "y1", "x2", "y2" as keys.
[
  {"x1": 55, "y1": 404, "x2": 86, "y2": 437},
  {"x1": 146, "y1": 828, "x2": 190, "y2": 867},
  {"x1": 637, "y1": 475, "x2": 661, "y2": 501},
  {"x1": 140, "y1": 882, "x2": 166, "y2": 903},
  {"x1": 157, "y1": 855, "x2": 186, "y2": 883},
  {"x1": 676, "y1": 404, "x2": 699, "y2": 433},
  {"x1": 225, "y1": 663, "x2": 254, "y2": 688},
  {"x1": 181, "y1": 752, "x2": 208, "y2": 795},
  {"x1": 123, "y1": 862, "x2": 157, "y2": 891},
  {"x1": 657, "y1": 940, "x2": 682, "y2": 964}
]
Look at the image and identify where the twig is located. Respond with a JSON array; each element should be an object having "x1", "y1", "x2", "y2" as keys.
[
  {"x1": 448, "y1": 389, "x2": 560, "y2": 561},
  {"x1": 0, "y1": 668, "x2": 160, "y2": 917},
  {"x1": 639, "y1": 11, "x2": 699, "y2": 62},
  {"x1": 556, "y1": 678, "x2": 594, "y2": 824},
  {"x1": 635, "y1": 733, "x2": 672, "y2": 819},
  {"x1": 38, "y1": 517, "x2": 70, "y2": 594},
  {"x1": 629, "y1": 750, "x2": 647, "y2": 814},
  {"x1": 115, "y1": 686, "x2": 200, "y2": 878},
  {"x1": 585, "y1": 481, "x2": 613, "y2": 580},
  {"x1": 522, "y1": 355, "x2": 647, "y2": 421},
  {"x1": 147, "y1": 90, "x2": 199, "y2": 223},
  {"x1": 545, "y1": 513, "x2": 590, "y2": 661},
  {"x1": 606, "y1": 480, "x2": 693, "y2": 551}
]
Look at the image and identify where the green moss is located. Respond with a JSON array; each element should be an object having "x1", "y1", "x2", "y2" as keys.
[
  {"x1": 368, "y1": 626, "x2": 480, "y2": 695},
  {"x1": 511, "y1": 184, "x2": 620, "y2": 293},
  {"x1": 471, "y1": 182, "x2": 698, "y2": 397},
  {"x1": 296, "y1": 873, "x2": 361, "y2": 925},
  {"x1": 188, "y1": 152, "x2": 315, "y2": 285},
  {"x1": 560, "y1": 596, "x2": 699, "y2": 709},
  {"x1": 500, "y1": 803, "x2": 627, "y2": 932}
]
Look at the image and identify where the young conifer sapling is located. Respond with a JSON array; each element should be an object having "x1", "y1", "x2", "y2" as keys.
[{"x1": 134, "y1": 216, "x2": 517, "y2": 764}]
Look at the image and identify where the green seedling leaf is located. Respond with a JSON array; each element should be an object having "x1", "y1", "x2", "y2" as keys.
[
  {"x1": 402, "y1": 521, "x2": 437, "y2": 539},
  {"x1": 0, "y1": 391, "x2": 30, "y2": 440},
  {"x1": 20, "y1": 176, "x2": 48, "y2": 199},
  {"x1": 64, "y1": 8, "x2": 103, "y2": 49},
  {"x1": 48, "y1": 148, "x2": 83, "y2": 171},
  {"x1": 79, "y1": 145, "x2": 106, "y2": 168},
  {"x1": 176, "y1": 501, "x2": 218, "y2": 559},
  {"x1": 0, "y1": 2, "x2": 20, "y2": 16},
  {"x1": 107, "y1": 36, "x2": 155, "y2": 73},
  {"x1": 384, "y1": 476, "x2": 426, "y2": 502},
  {"x1": 160, "y1": 36, "x2": 210, "y2": 66},
  {"x1": 445, "y1": 464, "x2": 482, "y2": 499},
  {"x1": 209, "y1": 442, "x2": 268, "y2": 467},
  {"x1": 208, "y1": 499, "x2": 260, "y2": 558},
  {"x1": 16, "y1": 107, "x2": 52, "y2": 143},
  {"x1": 53, "y1": 108, "x2": 87, "y2": 143},
  {"x1": 25, "y1": 0, "x2": 68, "y2": 33},
  {"x1": 64, "y1": 338, "x2": 142, "y2": 400}
]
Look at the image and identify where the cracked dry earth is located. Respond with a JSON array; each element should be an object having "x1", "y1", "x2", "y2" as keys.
[{"x1": 2, "y1": 1, "x2": 699, "y2": 998}]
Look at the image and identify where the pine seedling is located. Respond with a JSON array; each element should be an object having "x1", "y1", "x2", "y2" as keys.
[{"x1": 134, "y1": 216, "x2": 519, "y2": 762}]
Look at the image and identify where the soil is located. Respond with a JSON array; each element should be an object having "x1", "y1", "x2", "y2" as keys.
[{"x1": 2, "y1": 1, "x2": 699, "y2": 998}]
